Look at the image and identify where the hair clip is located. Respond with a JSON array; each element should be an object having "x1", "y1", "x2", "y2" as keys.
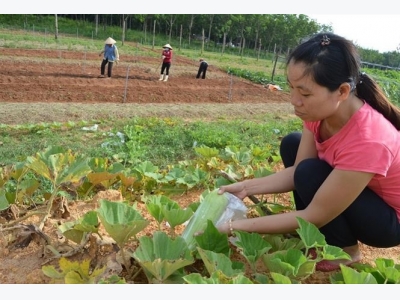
[
  {"x1": 358, "y1": 72, "x2": 366, "y2": 84},
  {"x1": 320, "y1": 35, "x2": 331, "y2": 46}
]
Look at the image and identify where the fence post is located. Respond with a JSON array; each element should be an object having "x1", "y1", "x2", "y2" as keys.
[
  {"x1": 228, "y1": 73, "x2": 233, "y2": 101},
  {"x1": 271, "y1": 53, "x2": 278, "y2": 83}
]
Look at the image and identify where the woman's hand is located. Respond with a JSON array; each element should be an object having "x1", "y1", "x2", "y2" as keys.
[
  {"x1": 218, "y1": 181, "x2": 247, "y2": 200},
  {"x1": 195, "y1": 221, "x2": 231, "y2": 236},
  {"x1": 216, "y1": 221, "x2": 231, "y2": 235}
]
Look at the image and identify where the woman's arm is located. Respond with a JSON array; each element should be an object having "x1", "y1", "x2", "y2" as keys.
[
  {"x1": 114, "y1": 47, "x2": 119, "y2": 61},
  {"x1": 221, "y1": 169, "x2": 374, "y2": 235},
  {"x1": 218, "y1": 125, "x2": 374, "y2": 235}
]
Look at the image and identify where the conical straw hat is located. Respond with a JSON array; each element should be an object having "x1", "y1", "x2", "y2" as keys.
[
  {"x1": 105, "y1": 37, "x2": 116, "y2": 44},
  {"x1": 163, "y1": 43, "x2": 173, "y2": 49}
]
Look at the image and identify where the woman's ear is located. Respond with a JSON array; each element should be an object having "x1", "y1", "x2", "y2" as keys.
[{"x1": 338, "y1": 83, "x2": 352, "y2": 100}]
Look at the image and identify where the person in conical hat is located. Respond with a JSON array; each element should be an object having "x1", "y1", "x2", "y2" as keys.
[
  {"x1": 159, "y1": 43, "x2": 173, "y2": 82},
  {"x1": 104, "y1": 37, "x2": 116, "y2": 45},
  {"x1": 163, "y1": 43, "x2": 173, "y2": 50},
  {"x1": 98, "y1": 37, "x2": 119, "y2": 78}
]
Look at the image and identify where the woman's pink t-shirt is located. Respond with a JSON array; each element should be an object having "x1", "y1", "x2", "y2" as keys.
[{"x1": 305, "y1": 102, "x2": 400, "y2": 221}]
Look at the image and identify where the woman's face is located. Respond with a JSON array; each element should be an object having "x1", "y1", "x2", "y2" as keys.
[{"x1": 287, "y1": 60, "x2": 341, "y2": 122}]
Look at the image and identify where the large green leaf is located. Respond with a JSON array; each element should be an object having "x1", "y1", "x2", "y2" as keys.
[
  {"x1": 194, "y1": 220, "x2": 230, "y2": 255},
  {"x1": 144, "y1": 195, "x2": 178, "y2": 224},
  {"x1": 295, "y1": 217, "x2": 327, "y2": 248},
  {"x1": 0, "y1": 189, "x2": 10, "y2": 211},
  {"x1": 194, "y1": 146, "x2": 219, "y2": 158},
  {"x1": 132, "y1": 231, "x2": 194, "y2": 283},
  {"x1": 162, "y1": 206, "x2": 193, "y2": 229},
  {"x1": 56, "y1": 154, "x2": 92, "y2": 185},
  {"x1": 74, "y1": 211, "x2": 100, "y2": 233},
  {"x1": 262, "y1": 248, "x2": 315, "y2": 280},
  {"x1": 340, "y1": 265, "x2": 378, "y2": 284},
  {"x1": 25, "y1": 157, "x2": 52, "y2": 181},
  {"x1": 97, "y1": 199, "x2": 149, "y2": 247},
  {"x1": 58, "y1": 211, "x2": 99, "y2": 244},
  {"x1": 10, "y1": 162, "x2": 29, "y2": 181},
  {"x1": 25, "y1": 147, "x2": 91, "y2": 186},
  {"x1": 197, "y1": 248, "x2": 244, "y2": 277},
  {"x1": 263, "y1": 234, "x2": 304, "y2": 251},
  {"x1": 374, "y1": 258, "x2": 400, "y2": 283},
  {"x1": 322, "y1": 244, "x2": 351, "y2": 261},
  {"x1": 183, "y1": 270, "x2": 253, "y2": 284},
  {"x1": 270, "y1": 272, "x2": 293, "y2": 284},
  {"x1": 58, "y1": 221, "x2": 85, "y2": 244},
  {"x1": 234, "y1": 231, "x2": 272, "y2": 270}
]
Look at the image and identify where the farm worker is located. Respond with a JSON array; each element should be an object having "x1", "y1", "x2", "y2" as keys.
[
  {"x1": 196, "y1": 58, "x2": 208, "y2": 79},
  {"x1": 98, "y1": 37, "x2": 119, "y2": 78},
  {"x1": 159, "y1": 43, "x2": 172, "y2": 82},
  {"x1": 217, "y1": 33, "x2": 400, "y2": 272}
]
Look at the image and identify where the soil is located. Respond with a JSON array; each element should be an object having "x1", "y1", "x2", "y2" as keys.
[
  {"x1": 0, "y1": 46, "x2": 399, "y2": 284},
  {"x1": 0, "y1": 46, "x2": 293, "y2": 125}
]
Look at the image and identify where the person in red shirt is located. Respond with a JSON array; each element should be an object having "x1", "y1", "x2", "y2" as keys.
[
  {"x1": 159, "y1": 44, "x2": 173, "y2": 82},
  {"x1": 217, "y1": 33, "x2": 400, "y2": 272}
]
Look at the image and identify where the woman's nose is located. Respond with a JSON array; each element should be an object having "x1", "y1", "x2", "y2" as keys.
[{"x1": 290, "y1": 93, "x2": 302, "y2": 107}]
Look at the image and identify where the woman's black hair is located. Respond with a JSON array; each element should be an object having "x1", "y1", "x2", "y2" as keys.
[{"x1": 287, "y1": 32, "x2": 400, "y2": 130}]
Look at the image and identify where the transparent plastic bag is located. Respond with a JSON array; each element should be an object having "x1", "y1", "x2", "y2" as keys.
[{"x1": 215, "y1": 192, "x2": 248, "y2": 227}]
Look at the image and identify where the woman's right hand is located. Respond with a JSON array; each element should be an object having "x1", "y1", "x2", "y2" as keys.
[{"x1": 218, "y1": 181, "x2": 247, "y2": 200}]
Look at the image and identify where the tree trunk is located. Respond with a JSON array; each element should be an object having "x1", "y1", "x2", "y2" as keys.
[
  {"x1": 240, "y1": 38, "x2": 245, "y2": 58},
  {"x1": 254, "y1": 29, "x2": 259, "y2": 53},
  {"x1": 122, "y1": 14, "x2": 128, "y2": 45},
  {"x1": 168, "y1": 15, "x2": 174, "y2": 42},
  {"x1": 188, "y1": 14, "x2": 195, "y2": 46},
  {"x1": 201, "y1": 28, "x2": 205, "y2": 55},
  {"x1": 95, "y1": 14, "x2": 98, "y2": 37},
  {"x1": 222, "y1": 32, "x2": 227, "y2": 55},
  {"x1": 54, "y1": 14, "x2": 58, "y2": 40},
  {"x1": 152, "y1": 19, "x2": 156, "y2": 50},
  {"x1": 179, "y1": 24, "x2": 182, "y2": 50},
  {"x1": 143, "y1": 16, "x2": 148, "y2": 44}
]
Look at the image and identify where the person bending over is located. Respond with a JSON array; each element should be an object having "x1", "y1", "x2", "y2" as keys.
[{"x1": 196, "y1": 58, "x2": 208, "y2": 79}]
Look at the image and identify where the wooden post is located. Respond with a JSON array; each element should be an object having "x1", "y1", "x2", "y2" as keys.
[
  {"x1": 201, "y1": 28, "x2": 205, "y2": 55},
  {"x1": 271, "y1": 53, "x2": 278, "y2": 83}
]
